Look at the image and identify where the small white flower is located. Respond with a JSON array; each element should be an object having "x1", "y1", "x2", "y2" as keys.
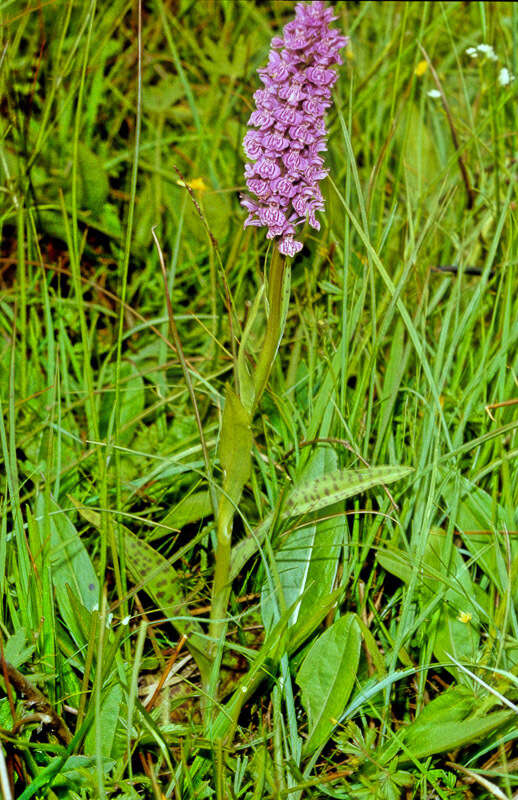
[
  {"x1": 498, "y1": 67, "x2": 515, "y2": 86},
  {"x1": 427, "y1": 89, "x2": 441, "y2": 99},
  {"x1": 477, "y1": 44, "x2": 498, "y2": 61},
  {"x1": 121, "y1": 615, "x2": 131, "y2": 626},
  {"x1": 466, "y1": 47, "x2": 478, "y2": 58}
]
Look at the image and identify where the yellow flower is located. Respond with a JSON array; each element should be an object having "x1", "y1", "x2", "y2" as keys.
[
  {"x1": 176, "y1": 177, "x2": 208, "y2": 192},
  {"x1": 457, "y1": 611, "x2": 472, "y2": 624},
  {"x1": 415, "y1": 60, "x2": 428, "y2": 77},
  {"x1": 317, "y1": 244, "x2": 328, "y2": 258}
]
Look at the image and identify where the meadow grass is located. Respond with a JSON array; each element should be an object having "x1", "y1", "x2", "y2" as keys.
[{"x1": 0, "y1": 0, "x2": 517, "y2": 797}]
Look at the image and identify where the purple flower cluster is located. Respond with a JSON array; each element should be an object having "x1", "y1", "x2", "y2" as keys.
[{"x1": 241, "y1": 1, "x2": 348, "y2": 257}]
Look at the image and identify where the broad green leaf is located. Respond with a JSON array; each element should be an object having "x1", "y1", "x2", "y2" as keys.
[
  {"x1": 297, "y1": 613, "x2": 361, "y2": 755},
  {"x1": 374, "y1": 319, "x2": 408, "y2": 461},
  {"x1": 253, "y1": 252, "x2": 291, "y2": 404},
  {"x1": 143, "y1": 77, "x2": 185, "y2": 113},
  {"x1": 176, "y1": 188, "x2": 230, "y2": 243},
  {"x1": 77, "y1": 143, "x2": 109, "y2": 216},
  {"x1": 220, "y1": 385, "x2": 252, "y2": 499},
  {"x1": 237, "y1": 284, "x2": 265, "y2": 413},
  {"x1": 159, "y1": 490, "x2": 213, "y2": 538},
  {"x1": 399, "y1": 102, "x2": 440, "y2": 205},
  {"x1": 432, "y1": 607, "x2": 480, "y2": 679},
  {"x1": 71, "y1": 500, "x2": 211, "y2": 677},
  {"x1": 261, "y1": 447, "x2": 344, "y2": 634},
  {"x1": 84, "y1": 683, "x2": 123, "y2": 759},
  {"x1": 134, "y1": 178, "x2": 162, "y2": 249},
  {"x1": 36, "y1": 495, "x2": 98, "y2": 646},
  {"x1": 377, "y1": 548, "x2": 413, "y2": 585},
  {"x1": 120, "y1": 529, "x2": 193, "y2": 625},
  {"x1": 3, "y1": 629, "x2": 35, "y2": 670},
  {"x1": 295, "y1": 513, "x2": 344, "y2": 623},
  {"x1": 123, "y1": 529, "x2": 211, "y2": 677},
  {"x1": 98, "y1": 361, "x2": 145, "y2": 447},
  {"x1": 97, "y1": 202, "x2": 123, "y2": 239},
  {"x1": 289, "y1": 586, "x2": 344, "y2": 655},
  {"x1": 43, "y1": 755, "x2": 115, "y2": 792},
  {"x1": 37, "y1": 209, "x2": 68, "y2": 244},
  {"x1": 65, "y1": 584, "x2": 95, "y2": 650},
  {"x1": 403, "y1": 684, "x2": 475, "y2": 731},
  {"x1": 230, "y1": 465, "x2": 411, "y2": 581},
  {"x1": 261, "y1": 515, "x2": 343, "y2": 634},
  {"x1": 403, "y1": 709, "x2": 512, "y2": 760},
  {"x1": 218, "y1": 385, "x2": 252, "y2": 535},
  {"x1": 283, "y1": 465, "x2": 413, "y2": 519}
]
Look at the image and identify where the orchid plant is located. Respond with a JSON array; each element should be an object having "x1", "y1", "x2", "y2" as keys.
[{"x1": 207, "y1": 0, "x2": 348, "y2": 727}]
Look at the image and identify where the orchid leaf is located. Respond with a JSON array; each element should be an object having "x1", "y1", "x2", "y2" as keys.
[
  {"x1": 71, "y1": 499, "x2": 211, "y2": 678},
  {"x1": 282, "y1": 465, "x2": 413, "y2": 519},
  {"x1": 297, "y1": 613, "x2": 361, "y2": 755}
]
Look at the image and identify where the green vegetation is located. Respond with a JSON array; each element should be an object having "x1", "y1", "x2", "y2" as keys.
[{"x1": 0, "y1": 0, "x2": 517, "y2": 797}]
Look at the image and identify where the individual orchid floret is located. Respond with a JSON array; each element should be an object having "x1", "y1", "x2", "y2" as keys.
[{"x1": 240, "y1": 1, "x2": 348, "y2": 256}]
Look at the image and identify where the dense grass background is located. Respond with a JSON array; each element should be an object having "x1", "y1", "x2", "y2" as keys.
[{"x1": 1, "y1": 0, "x2": 517, "y2": 797}]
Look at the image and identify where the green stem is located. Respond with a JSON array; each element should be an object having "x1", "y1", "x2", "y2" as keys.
[
  {"x1": 206, "y1": 491, "x2": 237, "y2": 722},
  {"x1": 210, "y1": 496, "x2": 234, "y2": 647},
  {"x1": 206, "y1": 248, "x2": 290, "y2": 727},
  {"x1": 253, "y1": 248, "x2": 289, "y2": 408}
]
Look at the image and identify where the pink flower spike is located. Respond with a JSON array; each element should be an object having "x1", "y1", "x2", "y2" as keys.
[{"x1": 240, "y1": 1, "x2": 347, "y2": 256}]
